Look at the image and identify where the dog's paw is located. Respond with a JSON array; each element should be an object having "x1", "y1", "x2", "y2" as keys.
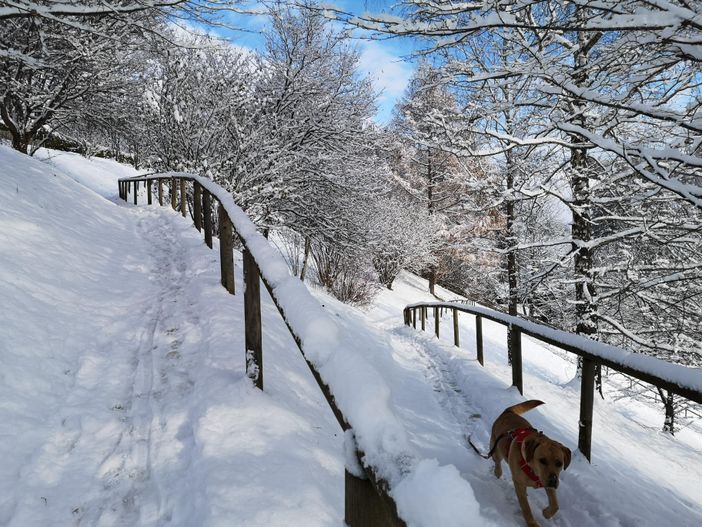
[
  {"x1": 542, "y1": 506, "x2": 558, "y2": 519},
  {"x1": 493, "y1": 464, "x2": 502, "y2": 479}
]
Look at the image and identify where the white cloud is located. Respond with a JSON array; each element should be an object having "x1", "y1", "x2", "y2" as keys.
[{"x1": 357, "y1": 41, "x2": 415, "y2": 123}]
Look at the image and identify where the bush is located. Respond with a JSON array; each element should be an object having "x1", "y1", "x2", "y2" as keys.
[{"x1": 312, "y1": 241, "x2": 379, "y2": 306}]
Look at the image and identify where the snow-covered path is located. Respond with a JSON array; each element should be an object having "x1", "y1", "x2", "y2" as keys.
[{"x1": 2, "y1": 199, "x2": 218, "y2": 525}]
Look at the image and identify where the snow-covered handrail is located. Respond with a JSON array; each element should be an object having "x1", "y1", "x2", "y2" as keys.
[
  {"x1": 118, "y1": 174, "x2": 485, "y2": 527},
  {"x1": 403, "y1": 302, "x2": 702, "y2": 461}
]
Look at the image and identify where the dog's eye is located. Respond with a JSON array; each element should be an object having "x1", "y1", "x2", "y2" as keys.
[
  {"x1": 539, "y1": 458, "x2": 547, "y2": 465},
  {"x1": 555, "y1": 461, "x2": 563, "y2": 468}
]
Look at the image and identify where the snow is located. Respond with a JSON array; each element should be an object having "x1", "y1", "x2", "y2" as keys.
[
  {"x1": 2, "y1": 146, "x2": 702, "y2": 526},
  {"x1": 134, "y1": 171, "x2": 488, "y2": 519},
  {"x1": 0, "y1": 148, "x2": 343, "y2": 526}
]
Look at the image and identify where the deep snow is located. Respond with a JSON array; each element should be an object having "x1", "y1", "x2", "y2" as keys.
[{"x1": 1, "y1": 146, "x2": 701, "y2": 526}]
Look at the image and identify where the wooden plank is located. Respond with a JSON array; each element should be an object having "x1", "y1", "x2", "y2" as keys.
[
  {"x1": 243, "y1": 248, "x2": 263, "y2": 390},
  {"x1": 202, "y1": 190, "x2": 213, "y2": 249},
  {"x1": 453, "y1": 308, "x2": 459, "y2": 347},
  {"x1": 147, "y1": 179, "x2": 152, "y2": 205},
  {"x1": 421, "y1": 306, "x2": 425, "y2": 331},
  {"x1": 218, "y1": 204, "x2": 235, "y2": 295},
  {"x1": 180, "y1": 178, "x2": 187, "y2": 217},
  {"x1": 133, "y1": 181, "x2": 138, "y2": 205},
  {"x1": 412, "y1": 308, "x2": 416, "y2": 329},
  {"x1": 345, "y1": 451, "x2": 406, "y2": 526},
  {"x1": 158, "y1": 179, "x2": 163, "y2": 206},
  {"x1": 476, "y1": 315, "x2": 484, "y2": 366},
  {"x1": 194, "y1": 182, "x2": 202, "y2": 232},
  {"x1": 578, "y1": 358, "x2": 596, "y2": 461},
  {"x1": 509, "y1": 325, "x2": 523, "y2": 394}
]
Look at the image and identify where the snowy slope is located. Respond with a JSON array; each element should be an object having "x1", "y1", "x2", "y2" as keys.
[
  {"x1": 1, "y1": 146, "x2": 701, "y2": 527},
  {"x1": 0, "y1": 147, "x2": 343, "y2": 526}
]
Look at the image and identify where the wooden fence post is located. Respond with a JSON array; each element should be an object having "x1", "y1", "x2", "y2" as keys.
[
  {"x1": 509, "y1": 325, "x2": 523, "y2": 394},
  {"x1": 158, "y1": 179, "x2": 163, "y2": 206},
  {"x1": 243, "y1": 248, "x2": 263, "y2": 390},
  {"x1": 147, "y1": 179, "x2": 152, "y2": 205},
  {"x1": 434, "y1": 306, "x2": 440, "y2": 339},
  {"x1": 453, "y1": 308, "x2": 460, "y2": 347},
  {"x1": 345, "y1": 443, "x2": 406, "y2": 527},
  {"x1": 180, "y1": 178, "x2": 187, "y2": 217},
  {"x1": 133, "y1": 181, "x2": 138, "y2": 205},
  {"x1": 476, "y1": 315, "x2": 484, "y2": 366},
  {"x1": 194, "y1": 182, "x2": 202, "y2": 232},
  {"x1": 218, "y1": 204, "x2": 235, "y2": 295},
  {"x1": 421, "y1": 306, "x2": 426, "y2": 331},
  {"x1": 578, "y1": 357, "x2": 596, "y2": 462},
  {"x1": 170, "y1": 178, "x2": 177, "y2": 210},
  {"x1": 203, "y1": 190, "x2": 213, "y2": 249},
  {"x1": 412, "y1": 308, "x2": 417, "y2": 329}
]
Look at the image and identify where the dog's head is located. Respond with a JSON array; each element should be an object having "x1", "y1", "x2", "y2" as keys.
[{"x1": 523, "y1": 433, "x2": 571, "y2": 489}]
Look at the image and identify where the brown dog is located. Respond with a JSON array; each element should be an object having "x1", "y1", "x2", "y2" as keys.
[{"x1": 489, "y1": 400, "x2": 571, "y2": 527}]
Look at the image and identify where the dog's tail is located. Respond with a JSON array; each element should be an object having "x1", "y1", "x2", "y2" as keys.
[{"x1": 503, "y1": 399, "x2": 544, "y2": 416}]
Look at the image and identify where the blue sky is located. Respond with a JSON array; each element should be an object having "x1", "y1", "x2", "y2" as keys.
[{"x1": 216, "y1": 1, "x2": 420, "y2": 124}]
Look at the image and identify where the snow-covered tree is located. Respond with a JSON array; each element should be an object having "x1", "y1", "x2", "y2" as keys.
[
  {"x1": 0, "y1": 16, "x2": 139, "y2": 154},
  {"x1": 391, "y1": 63, "x2": 494, "y2": 295},
  {"x1": 138, "y1": 29, "x2": 252, "y2": 177},
  {"x1": 223, "y1": 5, "x2": 382, "y2": 247},
  {"x1": 367, "y1": 193, "x2": 439, "y2": 290}
]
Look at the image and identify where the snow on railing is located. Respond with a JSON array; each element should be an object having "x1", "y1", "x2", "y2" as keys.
[
  {"x1": 118, "y1": 174, "x2": 489, "y2": 527},
  {"x1": 403, "y1": 302, "x2": 702, "y2": 461}
]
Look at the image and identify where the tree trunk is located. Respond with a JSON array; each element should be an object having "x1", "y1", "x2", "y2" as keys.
[
  {"x1": 505, "y1": 149, "x2": 518, "y2": 366},
  {"x1": 10, "y1": 131, "x2": 30, "y2": 154},
  {"x1": 300, "y1": 236, "x2": 311, "y2": 282},
  {"x1": 427, "y1": 147, "x2": 437, "y2": 296},
  {"x1": 1, "y1": 103, "x2": 31, "y2": 154},
  {"x1": 506, "y1": 151, "x2": 518, "y2": 318},
  {"x1": 571, "y1": 10, "x2": 599, "y2": 376}
]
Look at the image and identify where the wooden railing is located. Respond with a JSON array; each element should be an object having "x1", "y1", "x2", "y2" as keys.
[
  {"x1": 403, "y1": 302, "x2": 702, "y2": 461},
  {"x1": 118, "y1": 175, "x2": 404, "y2": 526}
]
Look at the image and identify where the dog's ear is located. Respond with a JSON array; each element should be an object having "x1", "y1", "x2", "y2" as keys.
[
  {"x1": 561, "y1": 445, "x2": 572, "y2": 471},
  {"x1": 524, "y1": 436, "x2": 540, "y2": 463}
]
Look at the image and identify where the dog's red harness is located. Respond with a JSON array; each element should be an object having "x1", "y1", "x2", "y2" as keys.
[{"x1": 502, "y1": 428, "x2": 543, "y2": 488}]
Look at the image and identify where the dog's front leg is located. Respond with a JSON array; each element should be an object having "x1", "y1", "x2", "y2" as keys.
[
  {"x1": 514, "y1": 482, "x2": 539, "y2": 527},
  {"x1": 492, "y1": 456, "x2": 503, "y2": 479},
  {"x1": 542, "y1": 488, "x2": 559, "y2": 519}
]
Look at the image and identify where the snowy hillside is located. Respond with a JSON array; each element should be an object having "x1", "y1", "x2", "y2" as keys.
[
  {"x1": 0, "y1": 147, "x2": 342, "y2": 526},
  {"x1": 1, "y1": 146, "x2": 701, "y2": 527}
]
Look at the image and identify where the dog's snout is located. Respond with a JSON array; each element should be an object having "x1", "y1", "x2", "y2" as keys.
[{"x1": 547, "y1": 475, "x2": 559, "y2": 488}]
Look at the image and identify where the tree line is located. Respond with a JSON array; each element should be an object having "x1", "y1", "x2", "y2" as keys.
[{"x1": 1, "y1": 0, "x2": 700, "y2": 429}]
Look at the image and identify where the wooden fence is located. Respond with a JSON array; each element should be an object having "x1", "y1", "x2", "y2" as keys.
[
  {"x1": 118, "y1": 175, "x2": 405, "y2": 526},
  {"x1": 403, "y1": 302, "x2": 702, "y2": 461}
]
